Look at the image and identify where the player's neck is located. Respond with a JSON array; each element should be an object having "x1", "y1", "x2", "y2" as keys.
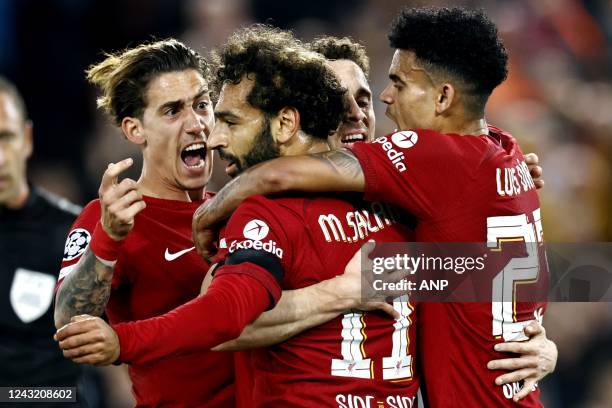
[
  {"x1": 281, "y1": 135, "x2": 330, "y2": 156},
  {"x1": 138, "y1": 181, "x2": 201, "y2": 202},
  {"x1": 137, "y1": 169, "x2": 204, "y2": 202},
  {"x1": 439, "y1": 117, "x2": 488, "y2": 136},
  {"x1": 304, "y1": 139, "x2": 331, "y2": 155}
]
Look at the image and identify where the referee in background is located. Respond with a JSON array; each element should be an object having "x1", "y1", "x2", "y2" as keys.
[{"x1": 0, "y1": 76, "x2": 100, "y2": 407}]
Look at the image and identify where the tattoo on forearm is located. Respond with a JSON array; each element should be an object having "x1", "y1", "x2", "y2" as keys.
[
  {"x1": 198, "y1": 175, "x2": 249, "y2": 225},
  {"x1": 204, "y1": 179, "x2": 234, "y2": 217},
  {"x1": 313, "y1": 149, "x2": 363, "y2": 179},
  {"x1": 56, "y1": 248, "x2": 113, "y2": 324},
  {"x1": 198, "y1": 150, "x2": 361, "y2": 227}
]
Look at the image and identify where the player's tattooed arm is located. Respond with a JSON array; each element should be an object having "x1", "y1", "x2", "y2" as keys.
[
  {"x1": 311, "y1": 149, "x2": 366, "y2": 181},
  {"x1": 55, "y1": 158, "x2": 145, "y2": 329},
  {"x1": 54, "y1": 248, "x2": 114, "y2": 328},
  {"x1": 194, "y1": 149, "x2": 365, "y2": 259}
]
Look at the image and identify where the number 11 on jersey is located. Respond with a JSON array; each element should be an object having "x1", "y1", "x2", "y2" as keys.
[{"x1": 331, "y1": 295, "x2": 414, "y2": 381}]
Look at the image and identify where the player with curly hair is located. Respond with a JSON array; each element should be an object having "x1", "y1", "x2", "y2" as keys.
[
  {"x1": 56, "y1": 18, "x2": 556, "y2": 406},
  {"x1": 209, "y1": 25, "x2": 347, "y2": 177},
  {"x1": 192, "y1": 7, "x2": 553, "y2": 406},
  {"x1": 54, "y1": 25, "x2": 419, "y2": 406}
]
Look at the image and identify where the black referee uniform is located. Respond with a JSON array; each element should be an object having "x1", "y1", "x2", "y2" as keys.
[{"x1": 0, "y1": 187, "x2": 87, "y2": 407}]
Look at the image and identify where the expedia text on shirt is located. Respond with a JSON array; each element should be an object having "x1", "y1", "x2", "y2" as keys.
[
  {"x1": 373, "y1": 136, "x2": 407, "y2": 173},
  {"x1": 229, "y1": 239, "x2": 284, "y2": 258}
]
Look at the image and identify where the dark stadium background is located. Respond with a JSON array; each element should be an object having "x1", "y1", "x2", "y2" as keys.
[{"x1": 1, "y1": 0, "x2": 611, "y2": 406}]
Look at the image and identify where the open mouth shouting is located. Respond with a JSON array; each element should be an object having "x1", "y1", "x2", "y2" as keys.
[{"x1": 181, "y1": 143, "x2": 207, "y2": 170}]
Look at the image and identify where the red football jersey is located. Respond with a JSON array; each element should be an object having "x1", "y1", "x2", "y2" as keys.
[
  {"x1": 349, "y1": 126, "x2": 547, "y2": 407},
  {"x1": 217, "y1": 193, "x2": 419, "y2": 408},
  {"x1": 58, "y1": 195, "x2": 234, "y2": 407}
]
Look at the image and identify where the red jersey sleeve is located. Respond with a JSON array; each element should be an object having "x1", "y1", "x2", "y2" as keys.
[
  {"x1": 56, "y1": 200, "x2": 128, "y2": 291},
  {"x1": 216, "y1": 195, "x2": 299, "y2": 291},
  {"x1": 57, "y1": 200, "x2": 98, "y2": 286},
  {"x1": 349, "y1": 130, "x2": 488, "y2": 220},
  {"x1": 113, "y1": 196, "x2": 300, "y2": 366},
  {"x1": 114, "y1": 271, "x2": 271, "y2": 365}
]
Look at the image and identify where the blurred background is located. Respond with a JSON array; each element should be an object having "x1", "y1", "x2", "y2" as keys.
[{"x1": 1, "y1": 0, "x2": 610, "y2": 406}]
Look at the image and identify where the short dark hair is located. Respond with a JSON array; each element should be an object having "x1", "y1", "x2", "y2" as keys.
[
  {"x1": 214, "y1": 25, "x2": 347, "y2": 140},
  {"x1": 309, "y1": 36, "x2": 370, "y2": 78},
  {"x1": 388, "y1": 7, "x2": 508, "y2": 114},
  {"x1": 87, "y1": 39, "x2": 210, "y2": 126},
  {"x1": 0, "y1": 76, "x2": 27, "y2": 121}
]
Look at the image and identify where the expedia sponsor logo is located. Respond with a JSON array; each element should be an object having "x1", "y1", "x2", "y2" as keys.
[
  {"x1": 230, "y1": 219, "x2": 283, "y2": 258},
  {"x1": 229, "y1": 238, "x2": 284, "y2": 259},
  {"x1": 373, "y1": 131, "x2": 418, "y2": 173},
  {"x1": 243, "y1": 219, "x2": 269, "y2": 240},
  {"x1": 391, "y1": 131, "x2": 418, "y2": 148}
]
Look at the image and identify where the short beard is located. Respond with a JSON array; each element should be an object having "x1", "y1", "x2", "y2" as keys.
[
  {"x1": 242, "y1": 117, "x2": 280, "y2": 169},
  {"x1": 219, "y1": 117, "x2": 280, "y2": 176}
]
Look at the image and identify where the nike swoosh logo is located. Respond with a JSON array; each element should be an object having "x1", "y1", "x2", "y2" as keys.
[{"x1": 164, "y1": 246, "x2": 195, "y2": 261}]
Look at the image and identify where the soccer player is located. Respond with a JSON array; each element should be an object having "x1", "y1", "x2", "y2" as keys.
[
  {"x1": 309, "y1": 36, "x2": 375, "y2": 148},
  {"x1": 191, "y1": 7, "x2": 554, "y2": 406},
  {"x1": 212, "y1": 35, "x2": 549, "y2": 361},
  {"x1": 52, "y1": 39, "x2": 235, "y2": 407},
  {"x1": 57, "y1": 25, "x2": 555, "y2": 405},
  {"x1": 310, "y1": 35, "x2": 546, "y2": 186},
  {"x1": 213, "y1": 35, "x2": 385, "y2": 354},
  {"x1": 55, "y1": 26, "x2": 421, "y2": 406},
  {"x1": 208, "y1": 33, "x2": 555, "y2": 403},
  {"x1": 211, "y1": 34, "x2": 552, "y2": 367},
  {"x1": 54, "y1": 34, "x2": 408, "y2": 408},
  {"x1": 203, "y1": 33, "x2": 553, "y2": 398},
  {"x1": 311, "y1": 34, "x2": 544, "y2": 189},
  {"x1": 0, "y1": 76, "x2": 91, "y2": 406}
]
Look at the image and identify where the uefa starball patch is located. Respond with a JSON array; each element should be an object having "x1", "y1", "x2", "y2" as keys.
[{"x1": 63, "y1": 228, "x2": 91, "y2": 261}]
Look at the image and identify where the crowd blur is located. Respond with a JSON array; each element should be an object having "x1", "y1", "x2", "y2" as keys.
[{"x1": 1, "y1": 0, "x2": 610, "y2": 406}]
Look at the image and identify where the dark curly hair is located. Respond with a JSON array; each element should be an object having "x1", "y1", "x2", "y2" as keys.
[
  {"x1": 309, "y1": 36, "x2": 370, "y2": 78},
  {"x1": 87, "y1": 39, "x2": 210, "y2": 126},
  {"x1": 388, "y1": 7, "x2": 508, "y2": 115},
  {"x1": 213, "y1": 25, "x2": 347, "y2": 140}
]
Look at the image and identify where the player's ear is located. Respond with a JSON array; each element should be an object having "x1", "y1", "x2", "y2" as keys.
[
  {"x1": 121, "y1": 117, "x2": 146, "y2": 145},
  {"x1": 435, "y1": 83, "x2": 455, "y2": 115},
  {"x1": 272, "y1": 107, "x2": 300, "y2": 144}
]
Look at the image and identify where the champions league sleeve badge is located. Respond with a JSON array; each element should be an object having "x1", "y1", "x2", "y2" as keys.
[{"x1": 63, "y1": 228, "x2": 91, "y2": 261}]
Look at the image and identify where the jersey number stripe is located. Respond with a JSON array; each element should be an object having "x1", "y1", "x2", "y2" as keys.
[
  {"x1": 331, "y1": 295, "x2": 413, "y2": 380},
  {"x1": 487, "y1": 208, "x2": 543, "y2": 341}
]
